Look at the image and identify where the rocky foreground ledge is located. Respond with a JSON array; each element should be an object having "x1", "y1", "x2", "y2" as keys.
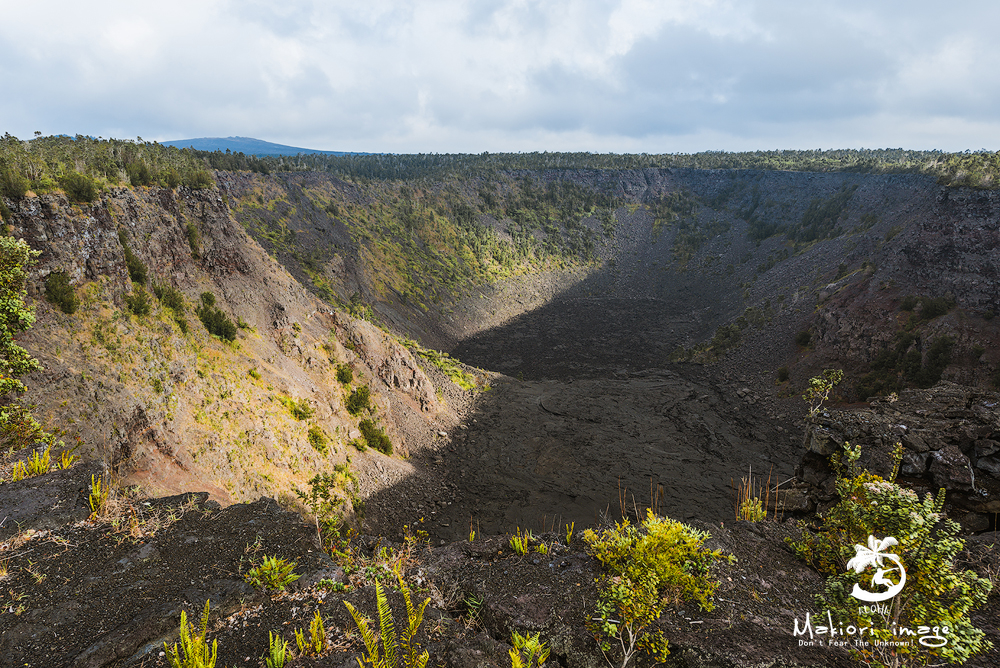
[{"x1": 1, "y1": 462, "x2": 997, "y2": 668}]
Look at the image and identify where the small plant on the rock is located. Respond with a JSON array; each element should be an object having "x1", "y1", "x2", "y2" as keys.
[
  {"x1": 359, "y1": 418, "x2": 392, "y2": 455},
  {"x1": 164, "y1": 599, "x2": 217, "y2": 668},
  {"x1": 281, "y1": 395, "x2": 315, "y2": 420},
  {"x1": 344, "y1": 573, "x2": 431, "y2": 668},
  {"x1": 295, "y1": 609, "x2": 328, "y2": 656},
  {"x1": 565, "y1": 521, "x2": 575, "y2": 545},
  {"x1": 24, "y1": 444, "x2": 51, "y2": 476},
  {"x1": 195, "y1": 292, "x2": 237, "y2": 341},
  {"x1": 510, "y1": 630, "x2": 549, "y2": 668},
  {"x1": 245, "y1": 555, "x2": 301, "y2": 592},
  {"x1": 89, "y1": 473, "x2": 110, "y2": 518},
  {"x1": 788, "y1": 440, "x2": 993, "y2": 667},
  {"x1": 248, "y1": 367, "x2": 261, "y2": 380},
  {"x1": 152, "y1": 282, "x2": 185, "y2": 311},
  {"x1": 534, "y1": 542, "x2": 549, "y2": 555},
  {"x1": 583, "y1": 509, "x2": 732, "y2": 668},
  {"x1": 509, "y1": 527, "x2": 532, "y2": 555},
  {"x1": 336, "y1": 363, "x2": 353, "y2": 384},
  {"x1": 803, "y1": 368, "x2": 843, "y2": 417},
  {"x1": 264, "y1": 631, "x2": 288, "y2": 668},
  {"x1": 308, "y1": 424, "x2": 329, "y2": 454},
  {"x1": 346, "y1": 385, "x2": 372, "y2": 416},
  {"x1": 57, "y1": 446, "x2": 77, "y2": 470},
  {"x1": 10, "y1": 460, "x2": 27, "y2": 482},
  {"x1": 44, "y1": 270, "x2": 78, "y2": 314},
  {"x1": 735, "y1": 466, "x2": 770, "y2": 522},
  {"x1": 124, "y1": 285, "x2": 152, "y2": 316}
]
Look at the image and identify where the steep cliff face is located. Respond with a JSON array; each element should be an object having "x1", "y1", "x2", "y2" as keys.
[{"x1": 7, "y1": 186, "x2": 446, "y2": 508}]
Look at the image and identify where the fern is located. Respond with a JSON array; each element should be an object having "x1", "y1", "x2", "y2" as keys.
[
  {"x1": 164, "y1": 600, "x2": 217, "y2": 668},
  {"x1": 344, "y1": 574, "x2": 430, "y2": 668}
]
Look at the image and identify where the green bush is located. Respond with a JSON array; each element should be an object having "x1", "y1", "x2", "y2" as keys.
[
  {"x1": 60, "y1": 171, "x2": 99, "y2": 203},
  {"x1": 336, "y1": 364, "x2": 353, "y2": 385},
  {"x1": 795, "y1": 330, "x2": 812, "y2": 347},
  {"x1": 359, "y1": 419, "x2": 392, "y2": 455},
  {"x1": 126, "y1": 161, "x2": 154, "y2": 186},
  {"x1": 0, "y1": 199, "x2": 11, "y2": 222},
  {"x1": 307, "y1": 425, "x2": 329, "y2": 454},
  {"x1": 195, "y1": 292, "x2": 237, "y2": 341},
  {"x1": 281, "y1": 396, "x2": 314, "y2": 421},
  {"x1": 118, "y1": 230, "x2": 148, "y2": 285},
  {"x1": 788, "y1": 442, "x2": 992, "y2": 667},
  {"x1": 582, "y1": 510, "x2": 730, "y2": 666},
  {"x1": 345, "y1": 386, "x2": 371, "y2": 416},
  {"x1": 44, "y1": 271, "x2": 78, "y2": 314},
  {"x1": 184, "y1": 169, "x2": 215, "y2": 189},
  {"x1": 152, "y1": 282, "x2": 185, "y2": 311},
  {"x1": 0, "y1": 166, "x2": 29, "y2": 199},
  {"x1": 776, "y1": 366, "x2": 789, "y2": 383},
  {"x1": 186, "y1": 220, "x2": 200, "y2": 257},
  {"x1": 125, "y1": 285, "x2": 152, "y2": 316}
]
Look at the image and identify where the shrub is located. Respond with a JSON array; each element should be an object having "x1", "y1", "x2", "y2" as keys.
[
  {"x1": 788, "y1": 442, "x2": 993, "y2": 667},
  {"x1": 0, "y1": 199, "x2": 11, "y2": 222},
  {"x1": 900, "y1": 294, "x2": 918, "y2": 311},
  {"x1": 186, "y1": 220, "x2": 200, "y2": 257},
  {"x1": 118, "y1": 230, "x2": 148, "y2": 284},
  {"x1": 359, "y1": 419, "x2": 392, "y2": 455},
  {"x1": 281, "y1": 396, "x2": 314, "y2": 420},
  {"x1": 44, "y1": 271, "x2": 78, "y2": 314},
  {"x1": 59, "y1": 171, "x2": 99, "y2": 203},
  {"x1": 776, "y1": 366, "x2": 789, "y2": 383},
  {"x1": 795, "y1": 330, "x2": 812, "y2": 347},
  {"x1": 582, "y1": 510, "x2": 730, "y2": 666},
  {"x1": 184, "y1": 169, "x2": 214, "y2": 189},
  {"x1": 346, "y1": 386, "x2": 372, "y2": 416},
  {"x1": 0, "y1": 166, "x2": 29, "y2": 199},
  {"x1": 125, "y1": 285, "x2": 152, "y2": 316},
  {"x1": 195, "y1": 292, "x2": 237, "y2": 341},
  {"x1": 307, "y1": 425, "x2": 329, "y2": 454},
  {"x1": 245, "y1": 555, "x2": 301, "y2": 592},
  {"x1": 336, "y1": 363, "x2": 353, "y2": 384},
  {"x1": 983, "y1": 310, "x2": 995, "y2": 321},
  {"x1": 153, "y1": 282, "x2": 185, "y2": 311},
  {"x1": 126, "y1": 161, "x2": 154, "y2": 186}
]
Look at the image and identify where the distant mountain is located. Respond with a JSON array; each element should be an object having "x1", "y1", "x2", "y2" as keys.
[{"x1": 161, "y1": 136, "x2": 360, "y2": 157}]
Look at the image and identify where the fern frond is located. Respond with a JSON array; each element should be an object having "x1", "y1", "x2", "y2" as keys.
[
  {"x1": 398, "y1": 573, "x2": 431, "y2": 668},
  {"x1": 376, "y1": 580, "x2": 398, "y2": 668},
  {"x1": 344, "y1": 600, "x2": 382, "y2": 665}
]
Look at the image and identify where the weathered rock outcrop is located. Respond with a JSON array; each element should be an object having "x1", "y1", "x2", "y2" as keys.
[{"x1": 796, "y1": 382, "x2": 1000, "y2": 531}]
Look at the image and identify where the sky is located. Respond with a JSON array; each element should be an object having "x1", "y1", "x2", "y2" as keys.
[{"x1": 1, "y1": 0, "x2": 999, "y2": 154}]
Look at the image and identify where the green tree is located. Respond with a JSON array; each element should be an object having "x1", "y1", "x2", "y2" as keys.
[{"x1": 0, "y1": 236, "x2": 57, "y2": 452}]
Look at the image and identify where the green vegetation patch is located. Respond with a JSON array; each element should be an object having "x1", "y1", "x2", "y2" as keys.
[
  {"x1": 44, "y1": 271, "x2": 78, "y2": 314},
  {"x1": 195, "y1": 291, "x2": 237, "y2": 341},
  {"x1": 359, "y1": 418, "x2": 392, "y2": 455}
]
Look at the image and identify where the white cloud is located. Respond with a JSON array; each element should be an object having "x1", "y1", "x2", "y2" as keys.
[{"x1": 0, "y1": 0, "x2": 998, "y2": 151}]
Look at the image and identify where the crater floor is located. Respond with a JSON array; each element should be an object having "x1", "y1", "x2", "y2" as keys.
[{"x1": 367, "y1": 298, "x2": 800, "y2": 541}]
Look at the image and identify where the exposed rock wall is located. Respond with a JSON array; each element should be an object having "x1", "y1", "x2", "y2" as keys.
[{"x1": 796, "y1": 382, "x2": 1000, "y2": 532}]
